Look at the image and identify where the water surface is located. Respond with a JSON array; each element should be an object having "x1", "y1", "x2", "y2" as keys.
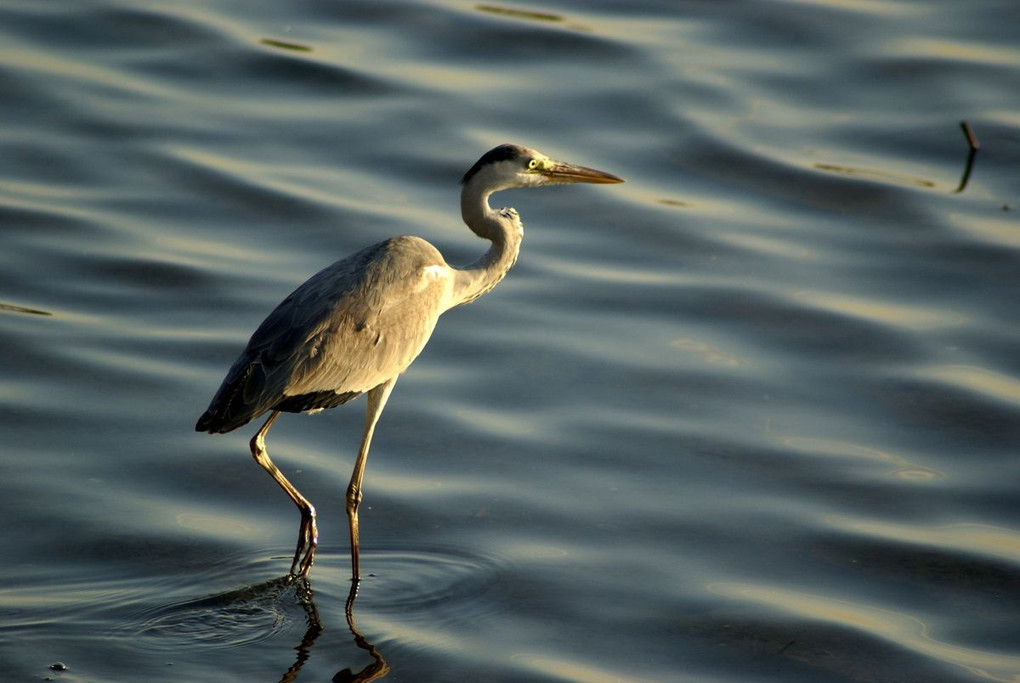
[{"x1": 2, "y1": 0, "x2": 1019, "y2": 681}]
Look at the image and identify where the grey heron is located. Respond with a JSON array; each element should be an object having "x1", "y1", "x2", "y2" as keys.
[{"x1": 196, "y1": 144, "x2": 624, "y2": 580}]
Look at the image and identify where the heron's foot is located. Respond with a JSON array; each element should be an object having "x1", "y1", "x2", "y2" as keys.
[{"x1": 289, "y1": 506, "x2": 319, "y2": 578}]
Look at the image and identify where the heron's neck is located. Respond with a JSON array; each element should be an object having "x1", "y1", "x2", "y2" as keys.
[{"x1": 449, "y1": 184, "x2": 523, "y2": 308}]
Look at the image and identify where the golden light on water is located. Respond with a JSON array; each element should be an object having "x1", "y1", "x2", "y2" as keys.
[
  {"x1": 710, "y1": 583, "x2": 1020, "y2": 682},
  {"x1": 791, "y1": 290, "x2": 965, "y2": 330},
  {"x1": 920, "y1": 365, "x2": 1020, "y2": 407},
  {"x1": 827, "y1": 518, "x2": 1020, "y2": 564},
  {"x1": 783, "y1": 436, "x2": 945, "y2": 481}
]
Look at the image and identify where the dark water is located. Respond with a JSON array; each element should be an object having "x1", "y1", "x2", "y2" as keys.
[{"x1": 2, "y1": 0, "x2": 1019, "y2": 681}]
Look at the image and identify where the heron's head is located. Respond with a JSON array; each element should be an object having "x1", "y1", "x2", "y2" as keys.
[{"x1": 461, "y1": 144, "x2": 624, "y2": 193}]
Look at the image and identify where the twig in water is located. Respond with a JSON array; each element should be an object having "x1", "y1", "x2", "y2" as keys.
[{"x1": 954, "y1": 120, "x2": 979, "y2": 193}]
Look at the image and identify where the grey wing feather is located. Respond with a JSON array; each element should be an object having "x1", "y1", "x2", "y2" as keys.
[{"x1": 196, "y1": 236, "x2": 450, "y2": 434}]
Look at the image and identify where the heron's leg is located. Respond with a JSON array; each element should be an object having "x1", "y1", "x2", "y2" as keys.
[
  {"x1": 347, "y1": 377, "x2": 397, "y2": 581},
  {"x1": 250, "y1": 411, "x2": 319, "y2": 577}
]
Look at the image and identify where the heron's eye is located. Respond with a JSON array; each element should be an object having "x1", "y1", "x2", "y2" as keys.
[{"x1": 528, "y1": 159, "x2": 539, "y2": 170}]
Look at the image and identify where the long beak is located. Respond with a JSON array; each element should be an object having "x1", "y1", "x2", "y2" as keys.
[{"x1": 540, "y1": 161, "x2": 625, "y2": 185}]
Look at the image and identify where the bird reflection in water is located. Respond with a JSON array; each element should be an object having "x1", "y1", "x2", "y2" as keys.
[
  {"x1": 281, "y1": 576, "x2": 389, "y2": 683},
  {"x1": 333, "y1": 581, "x2": 389, "y2": 683},
  {"x1": 171, "y1": 574, "x2": 388, "y2": 682}
]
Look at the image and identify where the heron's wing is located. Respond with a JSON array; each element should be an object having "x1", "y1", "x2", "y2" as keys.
[
  {"x1": 279, "y1": 240, "x2": 450, "y2": 398},
  {"x1": 197, "y1": 237, "x2": 451, "y2": 433}
]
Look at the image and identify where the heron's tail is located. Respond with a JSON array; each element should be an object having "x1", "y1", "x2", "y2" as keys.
[
  {"x1": 195, "y1": 354, "x2": 271, "y2": 434},
  {"x1": 195, "y1": 409, "x2": 230, "y2": 434}
]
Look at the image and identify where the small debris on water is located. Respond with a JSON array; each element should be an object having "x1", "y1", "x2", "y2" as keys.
[{"x1": 260, "y1": 38, "x2": 313, "y2": 52}]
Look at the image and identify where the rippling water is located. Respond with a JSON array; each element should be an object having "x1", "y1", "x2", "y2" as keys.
[{"x1": 2, "y1": 0, "x2": 1019, "y2": 681}]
